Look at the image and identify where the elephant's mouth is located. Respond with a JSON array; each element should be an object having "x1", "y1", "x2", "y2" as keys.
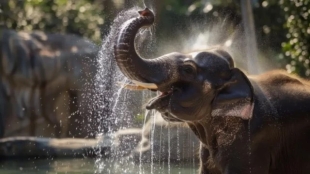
[
  {"x1": 146, "y1": 89, "x2": 173, "y2": 111},
  {"x1": 146, "y1": 87, "x2": 183, "y2": 122},
  {"x1": 125, "y1": 80, "x2": 183, "y2": 122}
]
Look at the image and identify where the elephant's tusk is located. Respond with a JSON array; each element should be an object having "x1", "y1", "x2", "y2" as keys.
[
  {"x1": 131, "y1": 80, "x2": 158, "y2": 89},
  {"x1": 117, "y1": 82, "x2": 148, "y2": 90}
]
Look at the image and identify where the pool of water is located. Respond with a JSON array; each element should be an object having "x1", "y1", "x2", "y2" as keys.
[{"x1": 0, "y1": 158, "x2": 197, "y2": 174}]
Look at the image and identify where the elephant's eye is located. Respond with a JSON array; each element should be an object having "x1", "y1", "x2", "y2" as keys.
[{"x1": 182, "y1": 64, "x2": 196, "y2": 75}]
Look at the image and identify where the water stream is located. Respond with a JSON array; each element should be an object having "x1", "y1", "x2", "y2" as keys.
[
  {"x1": 139, "y1": 109, "x2": 150, "y2": 174},
  {"x1": 150, "y1": 110, "x2": 156, "y2": 174},
  {"x1": 168, "y1": 123, "x2": 171, "y2": 174}
]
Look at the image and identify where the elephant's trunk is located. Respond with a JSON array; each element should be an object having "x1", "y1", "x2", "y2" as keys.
[{"x1": 114, "y1": 8, "x2": 169, "y2": 89}]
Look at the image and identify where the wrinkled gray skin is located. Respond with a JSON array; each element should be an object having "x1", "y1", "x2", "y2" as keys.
[
  {"x1": 114, "y1": 8, "x2": 310, "y2": 174},
  {"x1": 0, "y1": 29, "x2": 97, "y2": 138}
]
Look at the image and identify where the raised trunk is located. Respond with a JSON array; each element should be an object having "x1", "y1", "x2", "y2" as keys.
[{"x1": 113, "y1": 8, "x2": 167, "y2": 86}]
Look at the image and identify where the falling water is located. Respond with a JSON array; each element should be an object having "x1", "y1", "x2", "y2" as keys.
[
  {"x1": 168, "y1": 123, "x2": 171, "y2": 174},
  {"x1": 139, "y1": 109, "x2": 150, "y2": 174},
  {"x1": 150, "y1": 110, "x2": 156, "y2": 174},
  {"x1": 248, "y1": 121, "x2": 252, "y2": 174},
  {"x1": 158, "y1": 120, "x2": 164, "y2": 172},
  {"x1": 91, "y1": 6, "x2": 155, "y2": 173},
  {"x1": 176, "y1": 126, "x2": 181, "y2": 173},
  {"x1": 192, "y1": 142, "x2": 196, "y2": 174}
]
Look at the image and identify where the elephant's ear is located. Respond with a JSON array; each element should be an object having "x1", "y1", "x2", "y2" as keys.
[{"x1": 211, "y1": 68, "x2": 254, "y2": 120}]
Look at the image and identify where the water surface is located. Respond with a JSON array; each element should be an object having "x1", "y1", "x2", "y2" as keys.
[{"x1": 0, "y1": 158, "x2": 196, "y2": 174}]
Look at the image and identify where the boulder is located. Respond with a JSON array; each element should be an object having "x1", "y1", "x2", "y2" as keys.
[{"x1": 0, "y1": 136, "x2": 110, "y2": 159}]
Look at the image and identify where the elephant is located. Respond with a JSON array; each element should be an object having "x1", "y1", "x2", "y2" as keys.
[
  {"x1": 0, "y1": 29, "x2": 98, "y2": 138},
  {"x1": 113, "y1": 8, "x2": 310, "y2": 174}
]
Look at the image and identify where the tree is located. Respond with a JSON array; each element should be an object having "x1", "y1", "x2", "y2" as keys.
[
  {"x1": 0, "y1": 0, "x2": 105, "y2": 43},
  {"x1": 279, "y1": 0, "x2": 310, "y2": 77}
]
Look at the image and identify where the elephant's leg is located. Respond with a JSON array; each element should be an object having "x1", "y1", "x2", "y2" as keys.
[{"x1": 199, "y1": 144, "x2": 221, "y2": 174}]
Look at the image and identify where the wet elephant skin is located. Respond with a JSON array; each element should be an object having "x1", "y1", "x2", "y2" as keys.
[{"x1": 113, "y1": 8, "x2": 310, "y2": 174}]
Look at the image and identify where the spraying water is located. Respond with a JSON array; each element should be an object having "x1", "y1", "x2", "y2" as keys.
[
  {"x1": 92, "y1": 7, "x2": 153, "y2": 173},
  {"x1": 150, "y1": 110, "x2": 156, "y2": 174},
  {"x1": 139, "y1": 110, "x2": 149, "y2": 174},
  {"x1": 167, "y1": 123, "x2": 171, "y2": 174}
]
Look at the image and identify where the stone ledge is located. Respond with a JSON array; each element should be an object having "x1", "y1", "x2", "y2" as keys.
[{"x1": 0, "y1": 137, "x2": 110, "y2": 159}]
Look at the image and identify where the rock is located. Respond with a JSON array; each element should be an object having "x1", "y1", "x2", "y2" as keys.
[
  {"x1": 0, "y1": 137, "x2": 110, "y2": 159},
  {"x1": 0, "y1": 29, "x2": 99, "y2": 138}
]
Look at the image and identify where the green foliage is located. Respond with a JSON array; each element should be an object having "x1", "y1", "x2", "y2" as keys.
[
  {"x1": 156, "y1": 0, "x2": 286, "y2": 55},
  {"x1": 279, "y1": 0, "x2": 310, "y2": 77},
  {"x1": 0, "y1": 0, "x2": 104, "y2": 42},
  {"x1": 1, "y1": 0, "x2": 307, "y2": 74},
  {"x1": 253, "y1": 0, "x2": 286, "y2": 52},
  {"x1": 154, "y1": 0, "x2": 241, "y2": 48}
]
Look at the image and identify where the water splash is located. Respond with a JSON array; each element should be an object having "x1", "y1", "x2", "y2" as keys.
[
  {"x1": 158, "y1": 119, "x2": 164, "y2": 172},
  {"x1": 168, "y1": 122, "x2": 171, "y2": 174},
  {"x1": 91, "y1": 7, "x2": 155, "y2": 173},
  {"x1": 248, "y1": 120, "x2": 252, "y2": 173},
  {"x1": 150, "y1": 110, "x2": 156, "y2": 174},
  {"x1": 139, "y1": 109, "x2": 150, "y2": 174},
  {"x1": 191, "y1": 131, "x2": 196, "y2": 174},
  {"x1": 176, "y1": 126, "x2": 181, "y2": 173},
  {"x1": 157, "y1": 17, "x2": 277, "y2": 75}
]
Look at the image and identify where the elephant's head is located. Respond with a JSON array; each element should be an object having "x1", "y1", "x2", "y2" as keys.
[{"x1": 114, "y1": 8, "x2": 254, "y2": 122}]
